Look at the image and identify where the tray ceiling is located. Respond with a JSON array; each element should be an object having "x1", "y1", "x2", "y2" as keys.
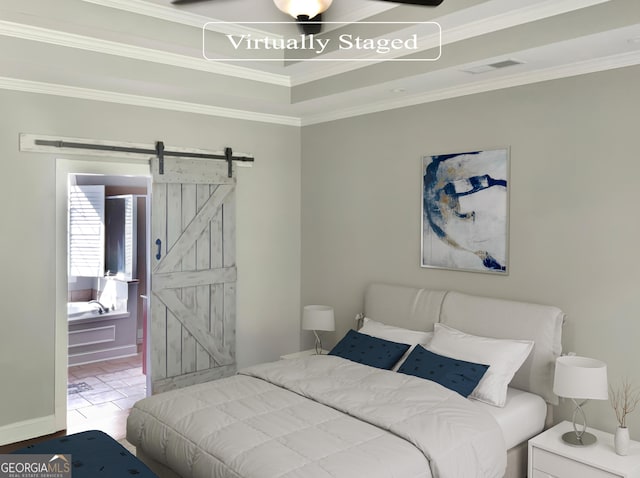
[{"x1": 0, "y1": 0, "x2": 639, "y2": 125}]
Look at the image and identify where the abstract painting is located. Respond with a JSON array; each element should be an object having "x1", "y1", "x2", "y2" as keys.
[{"x1": 421, "y1": 148, "x2": 509, "y2": 273}]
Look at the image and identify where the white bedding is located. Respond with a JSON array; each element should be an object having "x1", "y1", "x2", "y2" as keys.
[
  {"x1": 471, "y1": 388, "x2": 547, "y2": 449},
  {"x1": 127, "y1": 356, "x2": 506, "y2": 478}
]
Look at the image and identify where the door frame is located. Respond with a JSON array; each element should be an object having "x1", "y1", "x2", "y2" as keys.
[{"x1": 54, "y1": 158, "x2": 151, "y2": 432}]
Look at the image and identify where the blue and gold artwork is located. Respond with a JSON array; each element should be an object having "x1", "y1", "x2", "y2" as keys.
[{"x1": 422, "y1": 148, "x2": 509, "y2": 273}]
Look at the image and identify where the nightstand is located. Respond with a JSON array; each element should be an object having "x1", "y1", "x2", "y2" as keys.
[
  {"x1": 280, "y1": 349, "x2": 328, "y2": 360},
  {"x1": 528, "y1": 421, "x2": 640, "y2": 478}
]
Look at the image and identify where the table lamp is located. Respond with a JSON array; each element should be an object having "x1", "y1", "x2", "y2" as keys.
[
  {"x1": 302, "y1": 305, "x2": 335, "y2": 354},
  {"x1": 553, "y1": 355, "x2": 608, "y2": 446}
]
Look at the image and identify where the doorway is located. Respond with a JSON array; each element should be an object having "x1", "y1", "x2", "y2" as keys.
[{"x1": 55, "y1": 159, "x2": 151, "y2": 439}]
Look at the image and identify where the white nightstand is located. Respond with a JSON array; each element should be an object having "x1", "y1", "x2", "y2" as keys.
[
  {"x1": 280, "y1": 349, "x2": 328, "y2": 360},
  {"x1": 528, "y1": 421, "x2": 640, "y2": 478}
]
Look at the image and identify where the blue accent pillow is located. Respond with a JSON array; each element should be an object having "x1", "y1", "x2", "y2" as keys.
[
  {"x1": 397, "y1": 345, "x2": 489, "y2": 397},
  {"x1": 329, "y1": 329, "x2": 410, "y2": 370}
]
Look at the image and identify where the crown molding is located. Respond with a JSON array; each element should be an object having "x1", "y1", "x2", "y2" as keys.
[
  {"x1": 0, "y1": 76, "x2": 301, "y2": 126},
  {"x1": 2, "y1": 0, "x2": 613, "y2": 88},
  {"x1": 0, "y1": 20, "x2": 290, "y2": 87},
  {"x1": 300, "y1": 49, "x2": 640, "y2": 125},
  {"x1": 0, "y1": 49, "x2": 636, "y2": 129},
  {"x1": 288, "y1": 0, "x2": 610, "y2": 85}
]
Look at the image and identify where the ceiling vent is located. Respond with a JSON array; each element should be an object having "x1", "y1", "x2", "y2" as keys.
[{"x1": 462, "y1": 59, "x2": 524, "y2": 74}]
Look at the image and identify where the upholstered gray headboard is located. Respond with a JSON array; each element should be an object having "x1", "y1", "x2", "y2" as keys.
[{"x1": 363, "y1": 283, "x2": 565, "y2": 405}]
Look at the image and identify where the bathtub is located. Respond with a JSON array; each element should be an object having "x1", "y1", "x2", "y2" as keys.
[
  {"x1": 67, "y1": 301, "x2": 128, "y2": 320},
  {"x1": 67, "y1": 301, "x2": 136, "y2": 366}
]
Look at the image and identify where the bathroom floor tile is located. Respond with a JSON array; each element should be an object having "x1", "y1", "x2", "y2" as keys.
[
  {"x1": 67, "y1": 382, "x2": 93, "y2": 395},
  {"x1": 99, "y1": 361, "x2": 134, "y2": 373},
  {"x1": 76, "y1": 401, "x2": 122, "y2": 419},
  {"x1": 112, "y1": 394, "x2": 146, "y2": 411},
  {"x1": 67, "y1": 395, "x2": 93, "y2": 410},
  {"x1": 116, "y1": 385, "x2": 146, "y2": 398},
  {"x1": 102, "y1": 379, "x2": 128, "y2": 389},
  {"x1": 121, "y1": 375, "x2": 147, "y2": 386},
  {"x1": 69, "y1": 366, "x2": 105, "y2": 379},
  {"x1": 96, "y1": 370, "x2": 135, "y2": 382},
  {"x1": 76, "y1": 381, "x2": 114, "y2": 394},
  {"x1": 80, "y1": 389, "x2": 126, "y2": 405},
  {"x1": 75, "y1": 376, "x2": 106, "y2": 386},
  {"x1": 67, "y1": 409, "x2": 87, "y2": 424},
  {"x1": 66, "y1": 353, "x2": 146, "y2": 440}
]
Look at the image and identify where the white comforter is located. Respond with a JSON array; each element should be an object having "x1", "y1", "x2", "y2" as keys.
[{"x1": 127, "y1": 355, "x2": 506, "y2": 478}]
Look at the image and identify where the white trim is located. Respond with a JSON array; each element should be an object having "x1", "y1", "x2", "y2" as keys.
[
  {"x1": 68, "y1": 345, "x2": 139, "y2": 366},
  {"x1": 55, "y1": 159, "x2": 151, "y2": 440},
  {"x1": 289, "y1": 0, "x2": 611, "y2": 85},
  {"x1": 68, "y1": 325, "x2": 117, "y2": 348},
  {"x1": 0, "y1": 20, "x2": 289, "y2": 87},
  {"x1": 2, "y1": 0, "x2": 611, "y2": 87},
  {"x1": 0, "y1": 415, "x2": 58, "y2": 447},
  {"x1": 301, "y1": 49, "x2": 640, "y2": 125},
  {"x1": 1, "y1": 50, "x2": 637, "y2": 128},
  {"x1": 0, "y1": 76, "x2": 301, "y2": 126},
  {"x1": 68, "y1": 348, "x2": 139, "y2": 367}
]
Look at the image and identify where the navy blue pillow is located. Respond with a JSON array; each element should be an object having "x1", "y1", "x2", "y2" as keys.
[
  {"x1": 329, "y1": 329, "x2": 410, "y2": 370},
  {"x1": 397, "y1": 345, "x2": 489, "y2": 397}
]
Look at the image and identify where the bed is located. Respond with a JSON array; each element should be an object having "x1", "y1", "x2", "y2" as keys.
[{"x1": 127, "y1": 283, "x2": 564, "y2": 478}]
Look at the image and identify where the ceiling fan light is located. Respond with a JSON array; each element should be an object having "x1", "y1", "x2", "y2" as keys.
[{"x1": 273, "y1": 0, "x2": 333, "y2": 20}]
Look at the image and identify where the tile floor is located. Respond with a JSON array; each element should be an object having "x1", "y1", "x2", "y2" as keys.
[{"x1": 67, "y1": 353, "x2": 147, "y2": 441}]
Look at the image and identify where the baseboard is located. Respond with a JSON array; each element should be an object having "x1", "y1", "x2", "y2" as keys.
[
  {"x1": 68, "y1": 345, "x2": 138, "y2": 366},
  {"x1": 0, "y1": 415, "x2": 60, "y2": 446}
]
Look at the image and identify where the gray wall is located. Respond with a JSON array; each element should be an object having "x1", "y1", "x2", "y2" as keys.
[
  {"x1": 2, "y1": 64, "x2": 639, "y2": 443},
  {"x1": 301, "y1": 65, "x2": 640, "y2": 437},
  {"x1": 0, "y1": 90, "x2": 301, "y2": 432}
]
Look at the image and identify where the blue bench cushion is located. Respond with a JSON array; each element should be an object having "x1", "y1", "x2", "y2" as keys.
[{"x1": 12, "y1": 430, "x2": 157, "y2": 477}]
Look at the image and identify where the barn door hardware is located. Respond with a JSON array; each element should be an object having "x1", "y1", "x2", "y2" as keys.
[
  {"x1": 155, "y1": 141, "x2": 165, "y2": 175},
  {"x1": 33, "y1": 138, "x2": 254, "y2": 178}
]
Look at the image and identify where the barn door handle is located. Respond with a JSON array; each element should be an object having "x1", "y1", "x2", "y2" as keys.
[{"x1": 155, "y1": 239, "x2": 162, "y2": 260}]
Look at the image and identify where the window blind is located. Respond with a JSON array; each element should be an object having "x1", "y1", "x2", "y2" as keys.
[{"x1": 68, "y1": 185, "x2": 105, "y2": 277}]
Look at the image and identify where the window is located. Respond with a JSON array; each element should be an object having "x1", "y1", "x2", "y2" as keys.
[{"x1": 68, "y1": 185, "x2": 105, "y2": 277}]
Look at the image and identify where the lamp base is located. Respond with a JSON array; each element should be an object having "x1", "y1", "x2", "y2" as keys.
[
  {"x1": 313, "y1": 331, "x2": 323, "y2": 355},
  {"x1": 561, "y1": 431, "x2": 597, "y2": 447}
]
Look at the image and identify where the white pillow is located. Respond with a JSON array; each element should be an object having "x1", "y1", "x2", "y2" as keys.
[
  {"x1": 360, "y1": 317, "x2": 433, "y2": 370},
  {"x1": 360, "y1": 317, "x2": 432, "y2": 344},
  {"x1": 427, "y1": 323, "x2": 533, "y2": 407}
]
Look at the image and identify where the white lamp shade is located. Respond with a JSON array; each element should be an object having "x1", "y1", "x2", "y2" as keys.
[
  {"x1": 553, "y1": 356, "x2": 608, "y2": 400},
  {"x1": 273, "y1": 0, "x2": 333, "y2": 19},
  {"x1": 302, "y1": 305, "x2": 335, "y2": 332}
]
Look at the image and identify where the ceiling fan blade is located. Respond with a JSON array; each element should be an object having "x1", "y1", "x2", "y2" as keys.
[
  {"x1": 378, "y1": 0, "x2": 444, "y2": 5},
  {"x1": 171, "y1": 0, "x2": 214, "y2": 5}
]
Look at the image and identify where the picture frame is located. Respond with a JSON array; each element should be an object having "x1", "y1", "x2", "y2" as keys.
[{"x1": 421, "y1": 148, "x2": 509, "y2": 274}]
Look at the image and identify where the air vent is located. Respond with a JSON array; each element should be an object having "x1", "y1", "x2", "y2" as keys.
[
  {"x1": 488, "y1": 59, "x2": 523, "y2": 69},
  {"x1": 462, "y1": 59, "x2": 524, "y2": 74}
]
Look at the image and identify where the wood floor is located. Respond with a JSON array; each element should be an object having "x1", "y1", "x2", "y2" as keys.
[{"x1": 0, "y1": 431, "x2": 67, "y2": 454}]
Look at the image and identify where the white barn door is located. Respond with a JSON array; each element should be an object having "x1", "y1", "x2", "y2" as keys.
[{"x1": 150, "y1": 157, "x2": 237, "y2": 394}]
